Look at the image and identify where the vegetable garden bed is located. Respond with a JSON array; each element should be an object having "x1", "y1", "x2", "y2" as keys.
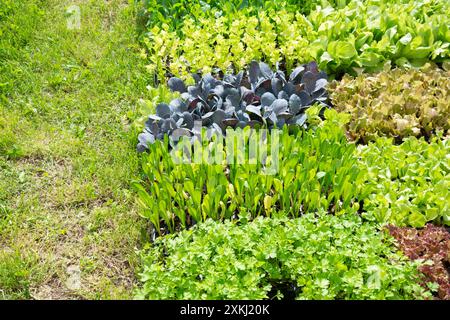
[{"x1": 133, "y1": 0, "x2": 450, "y2": 300}]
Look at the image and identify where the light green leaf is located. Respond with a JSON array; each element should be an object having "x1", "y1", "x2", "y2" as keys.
[
  {"x1": 399, "y1": 33, "x2": 412, "y2": 45},
  {"x1": 408, "y1": 212, "x2": 427, "y2": 228},
  {"x1": 331, "y1": 41, "x2": 357, "y2": 60}
]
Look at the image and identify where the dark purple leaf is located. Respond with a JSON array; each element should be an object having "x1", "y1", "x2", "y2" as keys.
[
  {"x1": 277, "y1": 91, "x2": 289, "y2": 100},
  {"x1": 248, "y1": 61, "x2": 260, "y2": 90},
  {"x1": 259, "y1": 62, "x2": 273, "y2": 78},
  {"x1": 314, "y1": 78, "x2": 328, "y2": 92},
  {"x1": 168, "y1": 77, "x2": 187, "y2": 93},
  {"x1": 289, "y1": 66, "x2": 305, "y2": 84},
  {"x1": 270, "y1": 99, "x2": 289, "y2": 115},
  {"x1": 246, "y1": 105, "x2": 262, "y2": 118},
  {"x1": 298, "y1": 91, "x2": 312, "y2": 106},
  {"x1": 156, "y1": 103, "x2": 171, "y2": 118},
  {"x1": 306, "y1": 61, "x2": 318, "y2": 73},
  {"x1": 223, "y1": 118, "x2": 239, "y2": 128},
  {"x1": 289, "y1": 94, "x2": 302, "y2": 114},
  {"x1": 261, "y1": 92, "x2": 276, "y2": 107},
  {"x1": 301, "y1": 71, "x2": 317, "y2": 94},
  {"x1": 271, "y1": 78, "x2": 283, "y2": 96}
]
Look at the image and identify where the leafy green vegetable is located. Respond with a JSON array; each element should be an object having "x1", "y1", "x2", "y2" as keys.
[
  {"x1": 357, "y1": 136, "x2": 450, "y2": 227},
  {"x1": 136, "y1": 212, "x2": 431, "y2": 299},
  {"x1": 330, "y1": 64, "x2": 450, "y2": 143},
  {"x1": 138, "y1": 0, "x2": 353, "y2": 32},
  {"x1": 142, "y1": 0, "x2": 450, "y2": 80}
]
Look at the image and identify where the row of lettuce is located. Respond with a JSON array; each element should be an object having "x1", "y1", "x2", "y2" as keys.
[
  {"x1": 139, "y1": 0, "x2": 354, "y2": 31},
  {"x1": 135, "y1": 0, "x2": 450, "y2": 300},
  {"x1": 141, "y1": 0, "x2": 450, "y2": 80}
]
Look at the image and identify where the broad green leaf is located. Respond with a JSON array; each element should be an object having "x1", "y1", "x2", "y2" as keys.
[
  {"x1": 329, "y1": 41, "x2": 357, "y2": 60},
  {"x1": 407, "y1": 212, "x2": 427, "y2": 228}
]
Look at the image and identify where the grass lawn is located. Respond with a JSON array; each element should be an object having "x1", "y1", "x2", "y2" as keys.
[{"x1": 0, "y1": 0, "x2": 149, "y2": 299}]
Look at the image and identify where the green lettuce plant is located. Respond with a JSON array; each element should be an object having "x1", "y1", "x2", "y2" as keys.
[
  {"x1": 357, "y1": 136, "x2": 450, "y2": 227},
  {"x1": 138, "y1": 0, "x2": 352, "y2": 32},
  {"x1": 142, "y1": 0, "x2": 449, "y2": 80},
  {"x1": 330, "y1": 64, "x2": 450, "y2": 143}
]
